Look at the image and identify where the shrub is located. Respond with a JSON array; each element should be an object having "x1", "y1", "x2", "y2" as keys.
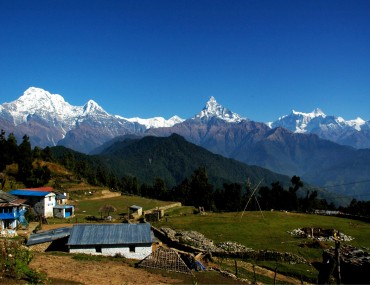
[{"x1": 0, "y1": 238, "x2": 46, "y2": 283}]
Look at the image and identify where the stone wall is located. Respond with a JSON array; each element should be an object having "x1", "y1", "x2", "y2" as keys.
[{"x1": 153, "y1": 226, "x2": 307, "y2": 264}]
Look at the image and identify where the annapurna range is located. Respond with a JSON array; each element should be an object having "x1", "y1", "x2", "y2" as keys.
[
  {"x1": 1, "y1": 87, "x2": 369, "y2": 152},
  {"x1": 2, "y1": 87, "x2": 370, "y2": 200}
]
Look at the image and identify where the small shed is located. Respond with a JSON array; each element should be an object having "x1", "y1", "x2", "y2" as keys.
[
  {"x1": 53, "y1": 205, "x2": 74, "y2": 218},
  {"x1": 129, "y1": 205, "x2": 143, "y2": 218},
  {"x1": 67, "y1": 223, "x2": 152, "y2": 259}
]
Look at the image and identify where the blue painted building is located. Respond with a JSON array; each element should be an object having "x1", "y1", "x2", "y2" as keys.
[{"x1": 0, "y1": 190, "x2": 28, "y2": 231}]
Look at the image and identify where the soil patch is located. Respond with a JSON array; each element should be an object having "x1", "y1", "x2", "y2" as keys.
[{"x1": 29, "y1": 253, "x2": 182, "y2": 285}]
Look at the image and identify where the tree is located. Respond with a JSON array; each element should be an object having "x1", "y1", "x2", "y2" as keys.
[
  {"x1": 17, "y1": 135, "x2": 33, "y2": 186},
  {"x1": 152, "y1": 177, "x2": 168, "y2": 200},
  {"x1": 172, "y1": 178, "x2": 191, "y2": 205},
  {"x1": 189, "y1": 167, "x2": 214, "y2": 210},
  {"x1": 31, "y1": 165, "x2": 51, "y2": 187}
]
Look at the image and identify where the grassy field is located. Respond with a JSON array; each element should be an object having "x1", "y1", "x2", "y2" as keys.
[
  {"x1": 155, "y1": 210, "x2": 370, "y2": 254},
  {"x1": 72, "y1": 194, "x2": 175, "y2": 221},
  {"x1": 153, "y1": 208, "x2": 370, "y2": 282}
]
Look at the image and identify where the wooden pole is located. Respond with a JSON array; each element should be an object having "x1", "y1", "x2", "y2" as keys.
[{"x1": 335, "y1": 240, "x2": 341, "y2": 284}]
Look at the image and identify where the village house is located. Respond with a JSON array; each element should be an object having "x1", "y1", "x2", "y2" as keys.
[
  {"x1": 10, "y1": 187, "x2": 56, "y2": 218},
  {"x1": 9, "y1": 187, "x2": 75, "y2": 219},
  {"x1": 67, "y1": 223, "x2": 153, "y2": 259},
  {"x1": 0, "y1": 190, "x2": 28, "y2": 231}
]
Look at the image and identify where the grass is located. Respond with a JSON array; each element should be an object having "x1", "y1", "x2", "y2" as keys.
[
  {"x1": 154, "y1": 211, "x2": 370, "y2": 253},
  {"x1": 73, "y1": 194, "x2": 175, "y2": 221},
  {"x1": 153, "y1": 209, "x2": 370, "y2": 282}
]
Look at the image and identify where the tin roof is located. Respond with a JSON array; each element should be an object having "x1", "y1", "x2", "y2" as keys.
[
  {"x1": 54, "y1": 205, "x2": 74, "y2": 209},
  {"x1": 9, "y1": 189, "x2": 54, "y2": 197},
  {"x1": 129, "y1": 205, "x2": 142, "y2": 210},
  {"x1": 0, "y1": 190, "x2": 18, "y2": 203},
  {"x1": 67, "y1": 223, "x2": 152, "y2": 246},
  {"x1": 27, "y1": 227, "x2": 72, "y2": 246}
]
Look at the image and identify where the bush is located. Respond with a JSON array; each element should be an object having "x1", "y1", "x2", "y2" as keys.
[{"x1": 0, "y1": 238, "x2": 46, "y2": 283}]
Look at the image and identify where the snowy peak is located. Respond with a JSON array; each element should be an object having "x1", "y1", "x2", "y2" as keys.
[
  {"x1": 291, "y1": 108, "x2": 326, "y2": 119},
  {"x1": 272, "y1": 108, "x2": 366, "y2": 133},
  {"x1": 195, "y1": 96, "x2": 245, "y2": 123},
  {"x1": 82, "y1": 100, "x2": 107, "y2": 116},
  {"x1": 124, "y1": 115, "x2": 184, "y2": 129},
  {"x1": 4, "y1": 87, "x2": 77, "y2": 125}
]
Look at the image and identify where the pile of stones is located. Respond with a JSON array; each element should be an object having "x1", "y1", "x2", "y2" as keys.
[
  {"x1": 288, "y1": 227, "x2": 354, "y2": 242},
  {"x1": 159, "y1": 227, "x2": 307, "y2": 264}
]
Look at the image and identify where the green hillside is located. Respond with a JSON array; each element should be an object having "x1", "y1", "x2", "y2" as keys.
[{"x1": 96, "y1": 133, "x2": 292, "y2": 188}]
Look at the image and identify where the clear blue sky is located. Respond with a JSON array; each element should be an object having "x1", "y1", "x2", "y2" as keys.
[{"x1": 1, "y1": 0, "x2": 369, "y2": 122}]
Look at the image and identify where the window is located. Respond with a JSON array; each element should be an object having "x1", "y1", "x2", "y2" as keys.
[
  {"x1": 95, "y1": 246, "x2": 102, "y2": 253},
  {"x1": 129, "y1": 245, "x2": 135, "y2": 252}
]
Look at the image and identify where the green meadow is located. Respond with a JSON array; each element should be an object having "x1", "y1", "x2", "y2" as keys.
[
  {"x1": 155, "y1": 210, "x2": 370, "y2": 256},
  {"x1": 72, "y1": 194, "x2": 174, "y2": 220}
]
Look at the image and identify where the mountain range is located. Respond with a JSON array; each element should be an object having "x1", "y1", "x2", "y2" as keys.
[{"x1": 1, "y1": 87, "x2": 370, "y2": 200}]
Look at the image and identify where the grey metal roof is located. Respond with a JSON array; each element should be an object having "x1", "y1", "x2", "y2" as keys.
[
  {"x1": 130, "y1": 205, "x2": 142, "y2": 210},
  {"x1": 54, "y1": 205, "x2": 74, "y2": 209},
  {"x1": 27, "y1": 227, "x2": 72, "y2": 246},
  {"x1": 0, "y1": 190, "x2": 18, "y2": 203},
  {"x1": 67, "y1": 223, "x2": 152, "y2": 246}
]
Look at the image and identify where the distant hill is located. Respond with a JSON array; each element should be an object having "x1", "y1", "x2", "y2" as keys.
[
  {"x1": 96, "y1": 133, "x2": 292, "y2": 189},
  {"x1": 51, "y1": 134, "x2": 346, "y2": 204},
  {"x1": 146, "y1": 118, "x2": 370, "y2": 199}
]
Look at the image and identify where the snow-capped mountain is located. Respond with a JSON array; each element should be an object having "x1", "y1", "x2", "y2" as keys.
[
  {"x1": 270, "y1": 108, "x2": 370, "y2": 149},
  {"x1": 123, "y1": 115, "x2": 184, "y2": 129},
  {"x1": 270, "y1": 108, "x2": 366, "y2": 133},
  {"x1": 194, "y1": 96, "x2": 246, "y2": 123},
  {"x1": 0, "y1": 87, "x2": 148, "y2": 152},
  {"x1": 1, "y1": 87, "x2": 370, "y2": 152}
]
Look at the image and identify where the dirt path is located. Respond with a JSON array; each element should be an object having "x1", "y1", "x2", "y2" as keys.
[{"x1": 30, "y1": 253, "x2": 181, "y2": 285}]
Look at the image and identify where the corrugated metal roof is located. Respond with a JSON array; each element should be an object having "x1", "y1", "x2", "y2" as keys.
[
  {"x1": 54, "y1": 205, "x2": 74, "y2": 209},
  {"x1": 27, "y1": 227, "x2": 72, "y2": 246},
  {"x1": 9, "y1": 190, "x2": 53, "y2": 197},
  {"x1": 0, "y1": 190, "x2": 18, "y2": 203},
  {"x1": 67, "y1": 223, "x2": 152, "y2": 246},
  {"x1": 56, "y1": 193, "x2": 67, "y2": 199},
  {"x1": 130, "y1": 205, "x2": 142, "y2": 210}
]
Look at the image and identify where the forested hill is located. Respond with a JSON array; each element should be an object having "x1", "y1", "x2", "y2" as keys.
[
  {"x1": 100, "y1": 133, "x2": 295, "y2": 188},
  {"x1": 52, "y1": 134, "x2": 292, "y2": 189}
]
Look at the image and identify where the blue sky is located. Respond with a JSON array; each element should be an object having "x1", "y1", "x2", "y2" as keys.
[{"x1": 1, "y1": 0, "x2": 369, "y2": 122}]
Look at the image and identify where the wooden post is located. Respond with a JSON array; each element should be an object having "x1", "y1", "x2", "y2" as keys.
[
  {"x1": 234, "y1": 260, "x2": 238, "y2": 276},
  {"x1": 253, "y1": 264, "x2": 257, "y2": 284},
  {"x1": 274, "y1": 267, "x2": 277, "y2": 285},
  {"x1": 335, "y1": 240, "x2": 341, "y2": 284}
]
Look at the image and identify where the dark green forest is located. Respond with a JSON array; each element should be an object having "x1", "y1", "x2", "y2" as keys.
[{"x1": 1, "y1": 130, "x2": 369, "y2": 216}]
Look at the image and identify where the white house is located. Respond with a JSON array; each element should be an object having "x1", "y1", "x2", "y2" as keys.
[
  {"x1": 67, "y1": 223, "x2": 153, "y2": 259},
  {"x1": 10, "y1": 188, "x2": 56, "y2": 218}
]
